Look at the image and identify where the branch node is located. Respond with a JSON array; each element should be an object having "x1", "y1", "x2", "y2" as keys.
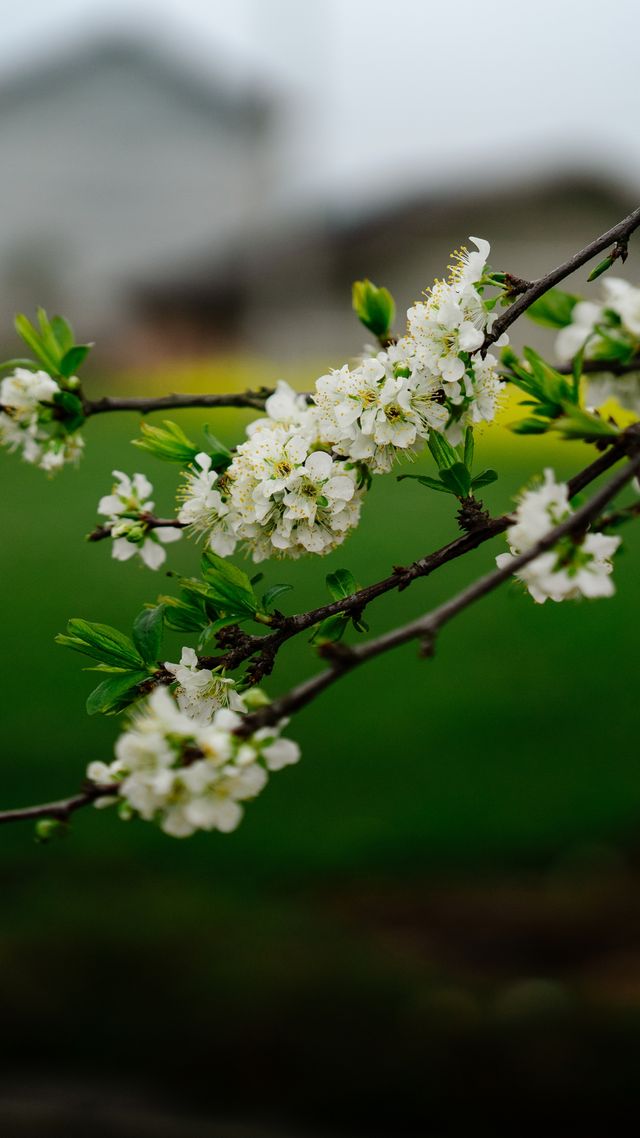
[
  {"x1": 456, "y1": 496, "x2": 491, "y2": 534},
  {"x1": 317, "y1": 641, "x2": 357, "y2": 668},
  {"x1": 503, "y1": 273, "x2": 532, "y2": 297},
  {"x1": 418, "y1": 631, "x2": 436, "y2": 659}
]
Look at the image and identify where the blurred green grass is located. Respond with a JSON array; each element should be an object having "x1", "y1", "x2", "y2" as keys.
[
  {"x1": 1, "y1": 408, "x2": 639, "y2": 873},
  {"x1": 1, "y1": 399, "x2": 640, "y2": 1130}
]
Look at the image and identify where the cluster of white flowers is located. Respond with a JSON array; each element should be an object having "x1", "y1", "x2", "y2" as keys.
[
  {"x1": 496, "y1": 469, "x2": 620, "y2": 603},
  {"x1": 314, "y1": 238, "x2": 506, "y2": 461},
  {"x1": 88, "y1": 681, "x2": 300, "y2": 838},
  {"x1": 177, "y1": 239, "x2": 506, "y2": 560},
  {"x1": 98, "y1": 470, "x2": 182, "y2": 569},
  {"x1": 0, "y1": 367, "x2": 84, "y2": 473},
  {"x1": 179, "y1": 383, "x2": 363, "y2": 563},
  {"x1": 556, "y1": 278, "x2": 640, "y2": 415}
]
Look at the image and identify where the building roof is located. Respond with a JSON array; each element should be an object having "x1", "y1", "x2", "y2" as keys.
[{"x1": 0, "y1": 27, "x2": 274, "y2": 127}]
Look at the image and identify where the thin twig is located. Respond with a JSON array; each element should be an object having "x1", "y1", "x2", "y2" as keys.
[
  {"x1": 557, "y1": 356, "x2": 640, "y2": 377},
  {"x1": 483, "y1": 205, "x2": 640, "y2": 353},
  {"x1": 88, "y1": 516, "x2": 186, "y2": 543},
  {"x1": 0, "y1": 783, "x2": 117, "y2": 826},
  {"x1": 83, "y1": 390, "x2": 274, "y2": 416}
]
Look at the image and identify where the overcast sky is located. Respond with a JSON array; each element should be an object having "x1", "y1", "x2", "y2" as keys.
[{"x1": 1, "y1": 0, "x2": 639, "y2": 211}]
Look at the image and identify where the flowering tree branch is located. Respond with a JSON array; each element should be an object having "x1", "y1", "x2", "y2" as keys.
[
  {"x1": 192, "y1": 427, "x2": 638, "y2": 681},
  {"x1": 241, "y1": 446, "x2": 640, "y2": 733},
  {"x1": 4, "y1": 212, "x2": 640, "y2": 840},
  {"x1": 2, "y1": 442, "x2": 638, "y2": 828},
  {"x1": 482, "y1": 204, "x2": 640, "y2": 353}
]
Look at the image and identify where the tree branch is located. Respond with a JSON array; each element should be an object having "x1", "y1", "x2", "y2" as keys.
[
  {"x1": 199, "y1": 428, "x2": 636, "y2": 681},
  {"x1": 83, "y1": 389, "x2": 274, "y2": 416},
  {"x1": 0, "y1": 783, "x2": 117, "y2": 826},
  {"x1": 240, "y1": 447, "x2": 640, "y2": 734},
  {"x1": 88, "y1": 516, "x2": 186, "y2": 543},
  {"x1": 557, "y1": 356, "x2": 640, "y2": 377},
  {"x1": 483, "y1": 205, "x2": 640, "y2": 353}
]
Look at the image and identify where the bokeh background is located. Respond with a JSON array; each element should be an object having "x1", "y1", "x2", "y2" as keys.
[{"x1": 1, "y1": 1, "x2": 640, "y2": 1134}]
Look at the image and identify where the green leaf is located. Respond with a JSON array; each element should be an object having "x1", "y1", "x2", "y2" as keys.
[
  {"x1": 132, "y1": 420, "x2": 200, "y2": 464},
  {"x1": 201, "y1": 551, "x2": 258, "y2": 617},
  {"x1": 0, "y1": 357, "x2": 40, "y2": 372},
  {"x1": 14, "y1": 313, "x2": 59, "y2": 372},
  {"x1": 86, "y1": 670, "x2": 149, "y2": 716},
  {"x1": 351, "y1": 614, "x2": 369, "y2": 634},
  {"x1": 427, "y1": 431, "x2": 459, "y2": 471},
  {"x1": 589, "y1": 330, "x2": 635, "y2": 364},
  {"x1": 202, "y1": 426, "x2": 233, "y2": 469},
  {"x1": 50, "y1": 315, "x2": 74, "y2": 356},
  {"x1": 132, "y1": 605, "x2": 164, "y2": 665},
  {"x1": 511, "y1": 417, "x2": 550, "y2": 435},
  {"x1": 471, "y1": 468, "x2": 498, "y2": 490},
  {"x1": 439, "y1": 462, "x2": 472, "y2": 499},
  {"x1": 326, "y1": 569, "x2": 358, "y2": 601},
  {"x1": 262, "y1": 583, "x2": 293, "y2": 610},
  {"x1": 397, "y1": 473, "x2": 453, "y2": 494},
  {"x1": 571, "y1": 344, "x2": 585, "y2": 401},
  {"x1": 160, "y1": 592, "x2": 208, "y2": 634},
  {"x1": 309, "y1": 612, "x2": 350, "y2": 646},
  {"x1": 463, "y1": 428, "x2": 474, "y2": 471},
  {"x1": 56, "y1": 619, "x2": 144, "y2": 669},
  {"x1": 59, "y1": 344, "x2": 91, "y2": 378},
  {"x1": 352, "y1": 279, "x2": 396, "y2": 338},
  {"x1": 53, "y1": 390, "x2": 85, "y2": 430},
  {"x1": 37, "y1": 308, "x2": 63, "y2": 368},
  {"x1": 554, "y1": 404, "x2": 620, "y2": 442},
  {"x1": 526, "y1": 289, "x2": 579, "y2": 329},
  {"x1": 196, "y1": 615, "x2": 240, "y2": 652}
]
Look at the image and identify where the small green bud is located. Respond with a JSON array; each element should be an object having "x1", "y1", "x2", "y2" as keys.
[
  {"x1": 132, "y1": 420, "x2": 201, "y2": 464},
  {"x1": 34, "y1": 817, "x2": 67, "y2": 843},
  {"x1": 588, "y1": 255, "x2": 615, "y2": 283},
  {"x1": 352, "y1": 279, "x2": 395, "y2": 338},
  {"x1": 243, "y1": 686, "x2": 270, "y2": 710}
]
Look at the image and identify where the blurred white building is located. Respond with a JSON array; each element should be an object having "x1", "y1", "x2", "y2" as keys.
[
  {"x1": 0, "y1": 33, "x2": 274, "y2": 345},
  {"x1": 0, "y1": 28, "x2": 636, "y2": 366}
]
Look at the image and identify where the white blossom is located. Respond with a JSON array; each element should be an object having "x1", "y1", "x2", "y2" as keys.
[
  {"x1": 246, "y1": 379, "x2": 318, "y2": 440},
  {"x1": 164, "y1": 646, "x2": 246, "y2": 722},
  {"x1": 177, "y1": 451, "x2": 236, "y2": 555},
  {"x1": 88, "y1": 686, "x2": 300, "y2": 838},
  {"x1": 0, "y1": 368, "x2": 59, "y2": 410},
  {"x1": 602, "y1": 278, "x2": 640, "y2": 339},
  {"x1": 0, "y1": 367, "x2": 84, "y2": 473},
  {"x1": 98, "y1": 470, "x2": 182, "y2": 569},
  {"x1": 555, "y1": 301, "x2": 603, "y2": 361},
  {"x1": 496, "y1": 469, "x2": 621, "y2": 603}
]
